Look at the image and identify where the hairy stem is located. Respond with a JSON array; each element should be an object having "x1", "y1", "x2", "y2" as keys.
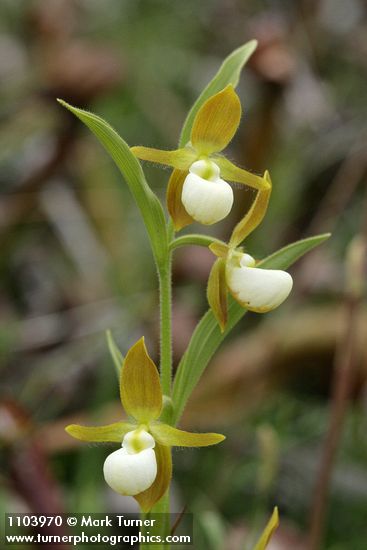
[
  {"x1": 159, "y1": 256, "x2": 173, "y2": 396},
  {"x1": 140, "y1": 483, "x2": 171, "y2": 549}
]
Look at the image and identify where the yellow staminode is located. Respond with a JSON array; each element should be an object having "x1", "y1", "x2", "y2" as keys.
[
  {"x1": 131, "y1": 85, "x2": 270, "y2": 230},
  {"x1": 65, "y1": 337, "x2": 225, "y2": 512}
]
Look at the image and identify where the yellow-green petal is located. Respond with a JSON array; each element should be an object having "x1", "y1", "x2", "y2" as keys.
[
  {"x1": 214, "y1": 156, "x2": 270, "y2": 191},
  {"x1": 131, "y1": 146, "x2": 196, "y2": 171},
  {"x1": 207, "y1": 258, "x2": 228, "y2": 332},
  {"x1": 65, "y1": 422, "x2": 135, "y2": 443},
  {"x1": 120, "y1": 337, "x2": 162, "y2": 423},
  {"x1": 166, "y1": 169, "x2": 194, "y2": 230},
  {"x1": 229, "y1": 171, "x2": 272, "y2": 247},
  {"x1": 253, "y1": 507, "x2": 279, "y2": 550},
  {"x1": 134, "y1": 443, "x2": 172, "y2": 512},
  {"x1": 150, "y1": 423, "x2": 225, "y2": 447},
  {"x1": 190, "y1": 85, "x2": 241, "y2": 155},
  {"x1": 209, "y1": 242, "x2": 229, "y2": 258}
]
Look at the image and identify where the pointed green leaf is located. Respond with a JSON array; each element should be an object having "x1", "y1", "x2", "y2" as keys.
[
  {"x1": 120, "y1": 337, "x2": 163, "y2": 423},
  {"x1": 253, "y1": 508, "x2": 279, "y2": 550},
  {"x1": 106, "y1": 330, "x2": 124, "y2": 378},
  {"x1": 172, "y1": 233, "x2": 331, "y2": 423},
  {"x1": 150, "y1": 423, "x2": 225, "y2": 447},
  {"x1": 57, "y1": 100, "x2": 168, "y2": 268},
  {"x1": 259, "y1": 233, "x2": 331, "y2": 270},
  {"x1": 179, "y1": 40, "x2": 257, "y2": 147},
  {"x1": 65, "y1": 422, "x2": 135, "y2": 443}
]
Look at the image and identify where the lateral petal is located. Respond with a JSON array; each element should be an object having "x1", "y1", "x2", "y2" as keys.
[
  {"x1": 134, "y1": 443, "x2": 172, "y2": 512},
  {"x1": 190, "y1": 85, "x2": 241, "y2": 154},
  {"x1": 65, "y1": 422, "x2": 135, "y2": 443},
  {"x1": 150, "y1": 423, "x2": 225, "y2": 447},
  {"x1": 253, "y1": 508, "x2": 279, "y2": 550},
  {"x1": 214, "y1": 156, "x2": 270, "y2": 191},
  {"x1": 207, "y1": 258, "x2": 228, "y2": 332},
  {"x1": 166, "y1": 169, "x2": 194, "y2": 230},
  {"x1": 230, "y1": 171, "x2": 272, "y2": 247},
  {"x1": 131, "y1": 146, "x2": 196, "y2": 170},
  {"x1": 120, "y1": 337, "x2": 162, "y2": 423}
]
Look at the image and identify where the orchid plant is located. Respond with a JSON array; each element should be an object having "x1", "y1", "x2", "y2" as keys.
[{"x1": 59, "y1": 41, "x2": 329, "y2": 549}]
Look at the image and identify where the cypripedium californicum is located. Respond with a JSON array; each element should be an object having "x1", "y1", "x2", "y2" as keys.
[
  {"x1": 207, "y1": 173, "x2": 293, "y2": 331},
  {"x1": 131, "y1": 85, "x2": 270, "y2": 229},
  {"x1": 65, "y1": 337, "x2": 224, "y2": 512}
]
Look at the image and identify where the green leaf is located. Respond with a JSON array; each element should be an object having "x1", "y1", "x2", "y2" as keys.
[
  {"x1": 179, "y1": 40, "x2": 257, "y2": 147},
  {"x1": 259, "y1": 233, "x2": 331, "y2": 270},
  {"x1": 106, "y1": 330, "x2": 124, "y2": 378},
  {"x1": 57, "y1": 99, "x2": 168, "y2": 268},
  {"x1": 172, "y1": 233, "x2": 331, "y2": 423},
  {"x1": 252, "y1": 507, "x2": 279, "y2": 550}
]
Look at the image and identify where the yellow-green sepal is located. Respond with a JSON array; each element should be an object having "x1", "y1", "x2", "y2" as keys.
[
  {"x1": 130, "y1": 146, "x2": 196, "y2": 171},
  {"x1": 253, "y1": 507, "x2": 279, "y2": 550},
  {"x1": 230, "y1": 171, "x2": 272, "y2": 247},
  {"x1": 134, "y1": 443, "x2": 172, "y2": 512},
  {"x1": 214, "y1": 156, "x2": 270, "y2": 191},
  {"x1": 120, "y1": 337, "x2": 162, "y2": 423},
  {"x1": 150, "y1": 423, "x2": 225, "y2": 447},
  {"x1": 179, "y1": 40, "x2": 258, "y2": 147},
  {"x1": 65, "y1": 422, "x2": 135, "y2": 442},
  {"x1": 207, "y1": 258, "x2": 228, "y2": 332},
  {"x1": 166, "y1": 169, "x2": 194, "y2": 230},
  {"x1": 190, "y1": 85, "x2": 241, "y2": 155}
]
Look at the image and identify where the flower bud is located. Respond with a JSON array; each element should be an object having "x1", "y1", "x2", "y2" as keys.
[
  {"x1": 226, "y1": 252, "x2": 293, "y2": 312},
  {"x1": 103, "y1": 429, "x2": 157, "y2": 496},
  {"x1": 182, "y1": 160, "x2": 233, "y2": 225}
]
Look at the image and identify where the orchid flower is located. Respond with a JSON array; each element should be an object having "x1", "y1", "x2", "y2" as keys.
[
  {"x1": 131, "y1": 85, "x2": 270, "y2": 229},
  {"x1": 207, "y1": 173, "x2": 293, "y2": 331},
  {"x1": 66, "y1": 337, "x2": 224, "y2": 512}
]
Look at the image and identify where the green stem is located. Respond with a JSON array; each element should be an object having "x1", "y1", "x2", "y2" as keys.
[
  {"x1": 159, "y1": 247, "x2": 173, "y2": 397},
  {"x1": 140, "y1": 491, "x2": 171, "y2": 550},
  {"x1": 141, "y1": 222, "x2": 173, "y2": 549}
]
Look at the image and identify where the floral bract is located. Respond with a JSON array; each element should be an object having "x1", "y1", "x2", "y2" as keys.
[
  {"x1": 66, "y1": 337, "x2": 224, "y2": 512},
  {"x1": 131, "y1": 85, "x2": 270, "y2": 229}
]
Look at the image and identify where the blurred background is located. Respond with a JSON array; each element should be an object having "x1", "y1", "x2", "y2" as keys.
[{"x1": 1, "y1": 1, "x2": 366, "y2": 549}]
